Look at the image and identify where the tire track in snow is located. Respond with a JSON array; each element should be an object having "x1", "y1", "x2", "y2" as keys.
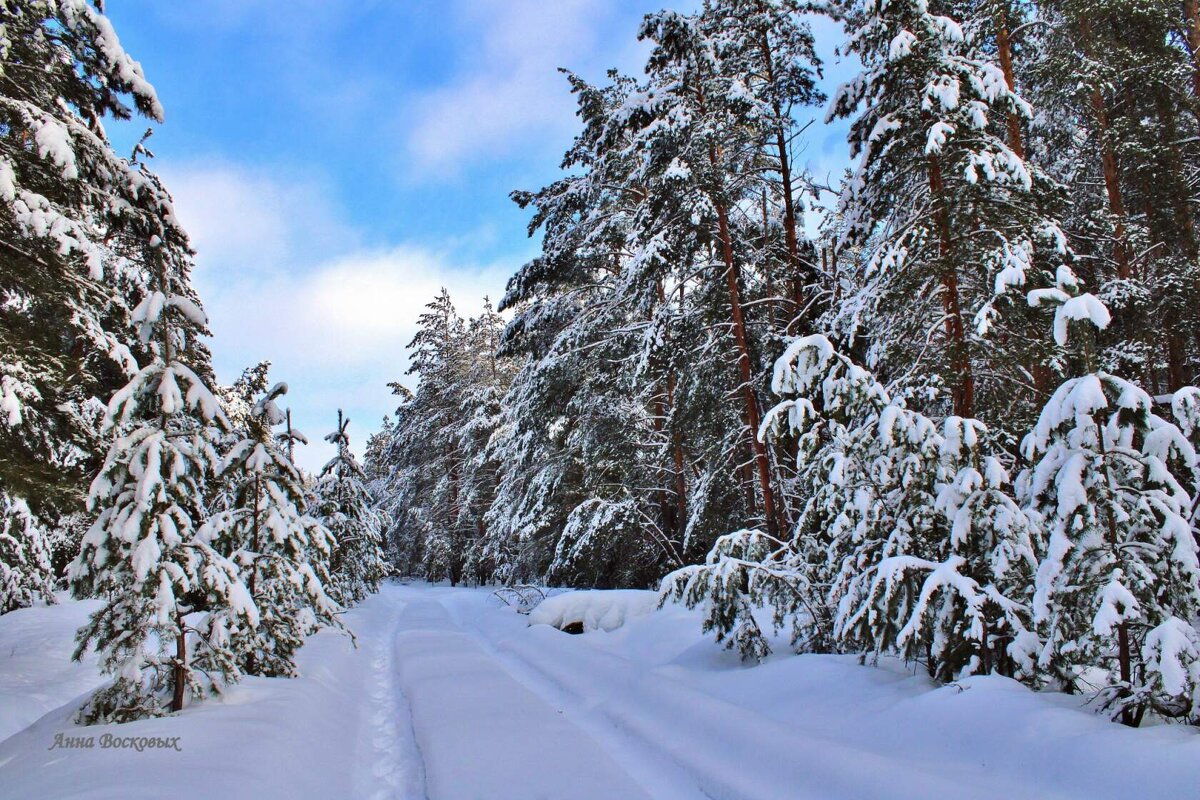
[
  {"x1": 449, "y1": 600, "x2": 1052, "y2": 800},
  {"x1": 390, "y1": 593, "x2": 654, "y2": 800},
  {"x1": 359, "y1": 587, "x2": 428, "y2": 800},
  {"x1": 441, "y1": 598, "x2": 714, "y2": 800}
]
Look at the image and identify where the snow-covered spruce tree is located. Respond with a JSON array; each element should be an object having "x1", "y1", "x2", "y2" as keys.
[
  {"x1": 489, "y1": 70, "x2": 692, "y2": 588},
  {"x1": 70, "y1": 236, "x2": 257, "y2": 723},
  {"x1": 667, "y1": 335, "x2": 1039, "y2": 680},
  {"x1": 827, "y1": 0, "x2": 1071, "y2": 431},
  {"x1": 1021, "y1": 284, "x2": 1200, "y2": 725},
  {"x1": 206, "y1": 382, "x2": 344, "y2": 678},
  {"x1": 315, "y1": 410, "x2": 386, "y2": 606},
  {"x1": 1, "y1": 1, "x2": 176, "y2": 522},
  {"x1": 369, "y1": 292, "x2": 519, "y2": 585},
  {"x1": 453, "y1": 302, "x2": 516, "y2": 584},
  {"x1": 0, "y1": 495, "x2": 56, "y2": 613},
  {"x1": 373, "y1": 289, "x2": 467, "y2": 581}
]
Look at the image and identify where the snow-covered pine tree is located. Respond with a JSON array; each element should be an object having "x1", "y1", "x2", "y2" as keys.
[
  {"x1": 0, "y1": 1, "x2": 177, "y2": 523},
  {"x1": 828, "y1": 0, "x2": 1071, "y2": 431},
  {"x1": 453, "y1": 301, "x2": 516, "y2": 584},
  {"x1": 207, "y1": 382, "x2": 344, "y2": 678},
  {"x1": 370, "y1": 292, "x2": 520, "y2": 584},
  {"x1": 700, "y1": 0, "x2": 826, "y2": 333},
  {"x1": 70, "y1": 228, "x2": 256, "y2": 723},
  {"x1": 1024, "y1": 0, "x2": 1200, "y2": 391},
  {"x1": 624, "y1": 6, "x2": 823, "y2": 537},
  {"x1": 490, "y1": 70, "x2": 689, "y2": 588},
  {"x1": 315, "y1": 410, "x2": 386, "y2": 605},
  {"x1": 374, "y1": 289, "x2": 468, "y2": 581},
  {"x1": 0, "y1": 495, "x2": 56, "y2": 614}
]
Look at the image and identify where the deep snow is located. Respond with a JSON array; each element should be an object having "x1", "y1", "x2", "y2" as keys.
[{"x1": 0, "y1": 582, "x2": 1196, "y2": 799}]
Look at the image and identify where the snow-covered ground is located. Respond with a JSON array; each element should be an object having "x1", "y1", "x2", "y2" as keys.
[{"x1": 0, "y1": 582, "x2": 1196, "y2": 799}]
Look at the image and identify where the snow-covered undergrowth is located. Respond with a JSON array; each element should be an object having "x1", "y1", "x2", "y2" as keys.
[
  {"x1": 0, "y1": 583, "x2": 1195, "y2": 799},
  {"x1": 527, "y1": 589, "x2": 658, "y2": 632}
]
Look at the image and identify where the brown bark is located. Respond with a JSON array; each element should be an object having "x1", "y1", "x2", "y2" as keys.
[
  {"x1": 761, "y1": 190, "x2": 778, "y2": 331},
  {"x1": 927, "y1": 155, "x2": 975, "y2": 419},
  {"x1": 994, "y1": 3, "x2": 1025, "y2": 159},
  {"x1": 1116, "y1": 621, "x2": 1139, "y2": 727},
  {"x1": 756, "y1": 23, "x2": 807, "y2": 332},
  {"x1": 716, "y1": 199, "x2": 780, "y2": 535},
  {"x1": 1092, "y1": 89, "x2": 1134, "y2": 279},
  {"x1": 693, "y1": 73, "x2": 781, "y2": 535},
  {"x1": 1079, "y1": 20, "x2": 1133, "y2": 279},
  {"x1": 171, "y1": 612, "x2": 187, "y2": 713},
  {"x1": 1186, "y1": 0, "x2": 1200, "y2": 102}
]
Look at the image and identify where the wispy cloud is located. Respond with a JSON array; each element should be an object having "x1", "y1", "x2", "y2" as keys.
[
  {"x1": 402, "y1": 0, "x2": 652, "y2": 177},
  {"x1": 165, "y1": 162, "x2": 512, "y2": 470}
]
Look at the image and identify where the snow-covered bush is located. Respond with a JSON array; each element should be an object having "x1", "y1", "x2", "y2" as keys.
[
  {"x1": 667, "y1": 336, "x2": 1037, "y2": 680},
  {"x1": 1021, "y1": 373, "x2": 1200, "y2": 725},
  {"x1": 528, "y1": 589, "x2": 659, "y2": 633}
]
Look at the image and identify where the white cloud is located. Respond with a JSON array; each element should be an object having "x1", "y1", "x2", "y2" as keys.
[
  {"x1": 165, "y1": 162, "x2": 511, "y2": 472},
  {"x1": 162, "y1": 163, "x2": 359, "y2": 277},
  {"x1": 403, "y1": 0, "x2": 649, "y2": 175}
]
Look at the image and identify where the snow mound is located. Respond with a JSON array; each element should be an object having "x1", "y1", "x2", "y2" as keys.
[{"x1": 528, "y1": 589, "x2": 659, "y2": 633}]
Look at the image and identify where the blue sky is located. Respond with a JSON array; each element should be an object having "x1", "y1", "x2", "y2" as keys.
[{"x1": 101, "y1": 0, "x2": 853, "y2": 470}]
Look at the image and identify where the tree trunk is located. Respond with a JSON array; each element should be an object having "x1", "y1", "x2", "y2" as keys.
[
  {"x1": 171, "y1": 612, "x2": 187, "y2": 713},
  {"x1": 693, "y1": 73, "x2": 780, "y2": 535},
  {"x1": 249, "y1": 475, "x2": 260, "y2": 600},
  {"x1": 757, "y1": 23, "x2": 808, "y2": 332},
  {"x1": 654, "y1": 279, "x2": 688, "y2": 545},
  {"x1": 994, "y1": 2, "x2": 1025, "y2": 158},
  {"x1": 716, "y1": 199, "x2": 781, "y2": 536},
  {"x1": 670, "y1": 284, "x2": 688, "y2": 537},
  {"x1": 1186, "y1": 0, "x2": 1200, "y2": 102},
  {"x1": 1116, "y1": 621, "x2": 1138, "y2": 727},
  {"x1": 1079, "y1": 19, "x2": 1133, "y2": 279},
  {"x1": 927, "y1": 155, "x2": 975, "y2": 419}
]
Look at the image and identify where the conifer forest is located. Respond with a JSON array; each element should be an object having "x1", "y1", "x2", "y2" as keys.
[{"x1": 2, "y1": 2, "x2": 1199, "y2": 798}]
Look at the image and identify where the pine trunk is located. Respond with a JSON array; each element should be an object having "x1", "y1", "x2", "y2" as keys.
[
  {"x1": 1116, "y1": 621, "x2": 1138, "y2": 727},
  {"x1": 654, "y1": 279, "x2": 688, "y2": 545},
  {"x1": 1079, "y1": 19, "x2": 1133, "y2": 279},
  {"x1": 716, "y1": 199, "x2": 780, "y2": 536},
  {"x1": 994, "y1": 3, "x2": 1025, "y2": 158},
  {"x1": 757, "y1": 24, "x2": 807, "y2": 332},
  {"x1": 927, "y1": 155, "x2": 975, "y2": 419},
  {"x1": 1186, "y1": 0, "x2": 1200, "y2": 102},
  {"x1": 171, "y1": 612, "x2": 187, "y2": 713}
]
